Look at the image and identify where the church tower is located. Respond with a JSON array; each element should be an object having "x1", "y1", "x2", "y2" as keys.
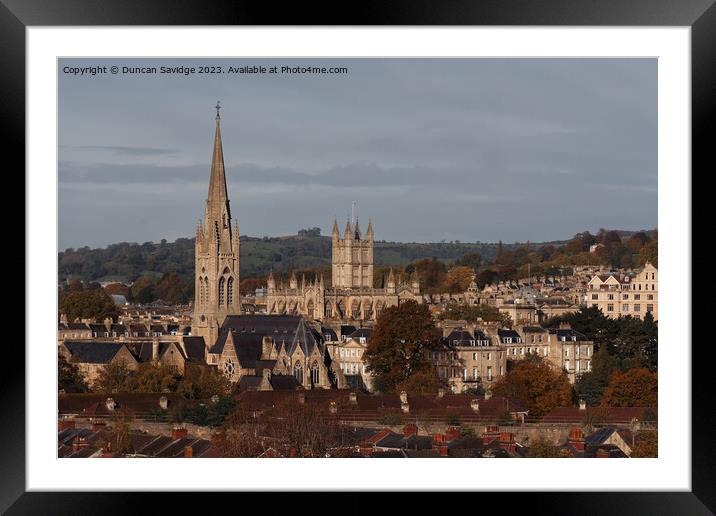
[
  {"x1": 331, "y1": 217, "x2": 374, "y2": 289},
  {"x1": 193, "y1": 103, "x2": 241, "y2": 346}
]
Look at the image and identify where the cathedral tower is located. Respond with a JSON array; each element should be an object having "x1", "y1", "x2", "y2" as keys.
[
  {"x1": 193, "y1": 103, "x2": 240, "y2": 345},
  {"x1": 331, "y1": 217, "x2": 374, "y2": 289}
]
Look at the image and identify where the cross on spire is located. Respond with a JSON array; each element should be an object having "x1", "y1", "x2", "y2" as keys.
[{"x1": 215, "y1": 100, "x2": 221, "y2": 119}]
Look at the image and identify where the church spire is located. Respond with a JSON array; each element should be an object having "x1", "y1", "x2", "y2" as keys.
[{"x1": 207, "y1": 101, "x2": 230, "y2": 222}]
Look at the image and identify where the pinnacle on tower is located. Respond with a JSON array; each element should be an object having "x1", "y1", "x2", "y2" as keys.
[
  {"x1": 366, "y1": 219, "x2": 374, "y2": 240},
  {"x1": 332, "y1": 218, "x2": 340, "y2": 239},
  {"x1": 354, "y1": 219, "x2": 362, "y2": 240},
  {"x1": 344, "y1": 219, "x2": 353, "y2": 240}
]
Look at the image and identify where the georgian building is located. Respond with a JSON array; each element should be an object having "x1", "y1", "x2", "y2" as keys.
[{"x1": 586, "y1": 262, "x2": 658, "y2": 320}]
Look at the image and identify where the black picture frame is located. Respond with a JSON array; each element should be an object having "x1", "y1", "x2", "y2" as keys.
[{"x1": 3, "y1": 0, "x2": 709, "y2": 513}]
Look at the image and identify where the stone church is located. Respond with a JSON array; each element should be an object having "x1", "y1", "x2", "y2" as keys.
[
  {"x1": 192, "y1": 107, "x2": 341, "y2": 388},
  {"x1": 264, "y1": 219, "x2": 423, "y2": 323}
]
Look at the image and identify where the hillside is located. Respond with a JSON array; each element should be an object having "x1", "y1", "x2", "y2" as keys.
[
  {"x1": 58, "y1": 227, "x2": 656, "y2": 285},
  {"x1": 58, "y1": 234, "x2": 567, "y2": 283}
]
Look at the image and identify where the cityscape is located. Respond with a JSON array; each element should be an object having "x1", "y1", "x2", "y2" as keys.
[{"x1": 57, "y1": 59, "x2": 657, "y2": 459}]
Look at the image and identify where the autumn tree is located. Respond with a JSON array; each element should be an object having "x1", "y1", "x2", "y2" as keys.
[
  {"x1": 104, "y1": 282, "x2": 131, "y2": 300},
  {"x1": 445, "y1": 266, "x2": 475, "y2": 293},
  {"x1": 491, "y1": 354, "x2": 574, "y2": 417},
  {"x1": 58, "y1": 354, "x2": 88, "y2": 393},
  {"x1": 630, "y1": 431, "x2": 658, "y2": 458},
  {"x1": 601, "y1": 368, "x2": 657, "y2": 407},
  {"x1": 60, "y1": 288, "x2": 118, "y2": 323},
  {"x1": 364, "y1": 300, "x2": 445, "y2": 394}
]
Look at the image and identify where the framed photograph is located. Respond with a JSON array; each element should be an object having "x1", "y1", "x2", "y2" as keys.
[{"x1": 6, "y1": 0, "x2": 709, "y2": 512}]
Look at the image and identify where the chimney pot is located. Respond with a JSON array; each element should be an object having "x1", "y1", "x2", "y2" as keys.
[
  {"x1": 184, "y1": 446, "x2": 193, "y2": 458},
  {"x1": 470, "y1": 399, "x2": 480, "y2": 412},
  {"x1": 579, "y1": 399, "x2": 587, "y2": 410},
  {"x1": 349, "y1": 392, "x2": 358, "y2": 404},
  {"x1": 484, "y1": 390, "x2": 492, "y2": 400},
  {"x1": 329, "y1": 400, "x2": 337, "y2": 414},
  {"x1": 159, "y1": 396, "x2": 169, "y2": 410},
  {"x1": 172, "y1": 426, "x2": 188, "y2": 441},
  {"x1": 437, "y1": 388, "x2": 445, "y2": 398},
  {"x1": 399, "y1": 391, "x2": 408, "y2": 404},
  {"x1": 105, "y1": 397, "x2": 116, "y2": 411}
]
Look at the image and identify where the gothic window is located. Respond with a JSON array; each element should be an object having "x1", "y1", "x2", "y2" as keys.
[
  {"x1": 293, "y1": 361, "x2": 303, "y2": 384},
  {"x1": 223, "y1": 358, "x2": 235, "y2": 378},
  {"x1": 227, "y1": 277, "x2": 234, "y2": 305},
  {"x1": 218, "y1": 277, "x2": 225, "y2": 305},
  {"x1": 311, "y1": 362, "x2": 320, "y2": 385}
]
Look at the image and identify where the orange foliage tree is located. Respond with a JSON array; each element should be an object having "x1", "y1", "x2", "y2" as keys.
[
  {"x1": 491, "y1": 355, "x2": 574, "y2": 417},
  {"x1": 601, "y1": 368, "x2": 657, "y2": 407}
]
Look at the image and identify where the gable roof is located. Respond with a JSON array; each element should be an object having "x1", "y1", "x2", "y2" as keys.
[{"x1": 63, "y1": 341, "x2": 126, "y2": 364}]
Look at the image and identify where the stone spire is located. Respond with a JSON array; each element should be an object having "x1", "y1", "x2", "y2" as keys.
[
  {"x1": 206, "y1": 103, "x2": 231, "y2": 230},
  {"x1": 344, "y1": 219, "x2": 353, "y2": 240},
  {"x1": 365, "y1": 219, "x2": 374, "y2": 240},
  {"x1": 353, "y1": 219, "x2": 362, "y2": 240},
  {"x1": 332, "y1": 218, "x2": 340, "y2": 239}
]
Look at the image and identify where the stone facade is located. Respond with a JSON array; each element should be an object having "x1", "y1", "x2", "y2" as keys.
[
  {"x1": 586, "y1": 262, "x2": 658, "y2": 321},
  {"x1": 265, "y1": 220, "x2": 422, "y2": 323},
  {"x1": 193, "y1": 110, "x2": 241, "y2": 345}
]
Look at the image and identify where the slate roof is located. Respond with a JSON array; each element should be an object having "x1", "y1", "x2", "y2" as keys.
[
  {"x1": 181, "y1": 337, "x2": 207, "y2": 362},
  {"x1": 211, "y1": 315, "x2": 325, "y2": 362},
  {"x1": 269, "y1": 375, "x2": 301, "y2": 391},
  {"x1": 63, "y1": 341, "x2": 125, "y2": 364},
  {"x1": 498, "y1": 329, "x2": 522, "y2": 341},
  {"x1": 550, "y1": 328, "x2": 589, "y2": 341},
  {"x1": 445, "y1": 329, "x2": 474, "y2": 344},
  {"x1": 348, "y1": 328, "x2": 373, "y2": 341}
]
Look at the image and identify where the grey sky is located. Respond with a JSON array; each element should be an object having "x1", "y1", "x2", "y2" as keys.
[{"x1": 58, "y1": 58, "x2": 657, "y2": 250}]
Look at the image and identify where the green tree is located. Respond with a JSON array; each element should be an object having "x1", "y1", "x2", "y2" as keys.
[
  {"x1": 364, "y1": 300, "x2": 445, "y2": 394},
  {"x1": 177, "y1": 364, "x2": 231, "y2": 399},
  {"x1": 92, "y1": 361, "x2": 133, "y2": 393},
  {"x1": 438, "y1": 304, "x2": 512, "y2": 327},
  {"x1": 60, "y1": 288, "x2": 118, "y2": 323},
  {"x1": 456, "y1": 252, "x2": 482, "y2": 270},
  {"x1": 574, "y1": 371, "x2": 605, "y2": 406},
  {"x1": 58, "y1": 354, "x2": 88, "y2": 393}
]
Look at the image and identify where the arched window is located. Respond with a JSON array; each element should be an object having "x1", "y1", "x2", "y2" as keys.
[
  {"x1": 227, "y1": 277, "x2": 234, "y2": 305},
  {"x1": 293, "y1": 361, "x2": 303, "y2": 384},
  {"x1": 218, "y1": 277, "x2": 225, "y2": 305},
  {"x1": 311, "y1": 362, "x2": 319, "y2": 385}
]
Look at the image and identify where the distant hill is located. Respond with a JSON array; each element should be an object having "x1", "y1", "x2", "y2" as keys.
[{"x1": 57, "y1": 228, "x2": 653, "y2": 284}]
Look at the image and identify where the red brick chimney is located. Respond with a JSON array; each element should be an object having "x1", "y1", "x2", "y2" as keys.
[
  {"x1": 403, "y1": 423, "x2": 418, "y2": 437},
  {"x1": 433, "y1": 433, "x2": 445, "y2": 444},
  {"x1": 289, "y1": 447, "x2": 298, "y2": 458},
  {"x1": 499, "y1": 432, "x2": 515, "y2": 453},
  {"x1": 482, "y1": 425, "x2": 500, "y2": 445},
  {"x1": 184, "y1": 446, "x2": 193, "y2": 458},
  {"x1": 172, "y1": 426, "x2": 188, "y2": 441},
  {"x1": 445, "y1": 427, "x2": 461, "y2": 442},
  {"x1": 439, "y1": 445, "x2": 449, "y2": 457},
  {"x1": 568, "y1": 428, "x2": 585, "y2": 451}
]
